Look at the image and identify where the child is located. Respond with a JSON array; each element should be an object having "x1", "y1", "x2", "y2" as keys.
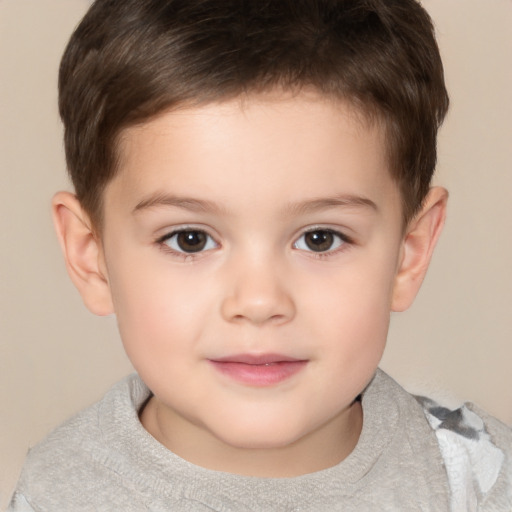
[{"x1": 8, "y1": 0, "x2": 511, "y2": 510}]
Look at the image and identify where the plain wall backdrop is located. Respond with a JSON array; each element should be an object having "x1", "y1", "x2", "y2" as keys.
[{"x1": 1, "y1": 0, "x2": 511, "y2": 507}]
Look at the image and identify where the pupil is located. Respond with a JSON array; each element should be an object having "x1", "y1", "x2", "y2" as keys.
[
  {"x1": 305, "y1": 231, "x2": 333, "y2": 252},
  {"x1": 177, "y1": 231, "x2": 207, "y2": 252}
]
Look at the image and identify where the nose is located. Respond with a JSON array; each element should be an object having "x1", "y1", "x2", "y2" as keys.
[{"x1": 220, "y1": 255, "x2": 296, "y2": 326}]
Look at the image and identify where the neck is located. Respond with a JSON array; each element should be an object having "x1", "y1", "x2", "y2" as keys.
[{"x1": 140, "y1": 397, "x2": 363, "y2": 477}]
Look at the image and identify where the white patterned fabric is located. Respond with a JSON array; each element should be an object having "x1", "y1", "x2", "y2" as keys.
[{"x1": 419, "y1": 397, "x2": 511, "y2": 512}]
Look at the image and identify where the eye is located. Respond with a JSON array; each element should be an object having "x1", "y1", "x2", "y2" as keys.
[
  {"x1": 294, "y1": 229, "x2": 347, "y2": 253},
  {"x1": 161, "y1": 229, "x2": 218, "y2": 253}
]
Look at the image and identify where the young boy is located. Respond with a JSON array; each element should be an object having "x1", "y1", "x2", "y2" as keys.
[{"x1": 8, "y1": 0, "x2": 511, "y2": 510}]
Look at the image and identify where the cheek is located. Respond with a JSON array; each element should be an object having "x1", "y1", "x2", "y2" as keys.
[
  {"x1": 299, "y1": 252, "x2": 397, "y2": 352},
  {"x1": 106, "y1": 253, "x2": 214, "y2": 366}
]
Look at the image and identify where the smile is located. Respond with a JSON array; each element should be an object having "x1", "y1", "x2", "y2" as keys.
[{"x1": 208, "y1": 354, "x2": 308, "y2": 387}]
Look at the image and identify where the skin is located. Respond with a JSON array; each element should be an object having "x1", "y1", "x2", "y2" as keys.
[{"x1": 53, "y1": 91, "x2": 447, "y2": 477}]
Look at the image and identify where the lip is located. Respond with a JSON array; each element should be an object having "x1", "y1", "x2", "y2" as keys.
[{"x1": 208, "y1": 354, "x2": 308, "y2": 387}]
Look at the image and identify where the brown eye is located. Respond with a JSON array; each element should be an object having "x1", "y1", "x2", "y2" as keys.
[
  {"x1": 304, "y1": 230, "x2": 334, "y2": 252},
  {"x1": 163, "y1": 229, "x2": 217, "y2": 254},
  {"x1": 294, "y1": 229, "x2": 346, "y2": 253},
  {"x1": 176, "y1": 231, "x2": 207, "y2": 252}
]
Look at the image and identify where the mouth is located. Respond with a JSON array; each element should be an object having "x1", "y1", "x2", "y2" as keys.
[{"x1": 208, "y1": 354, "x2": 308, "y2": 386}]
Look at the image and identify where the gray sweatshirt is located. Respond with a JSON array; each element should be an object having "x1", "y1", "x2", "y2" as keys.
[{"x1": 8, "y1": 370, "x2": 512, "y2": 511}]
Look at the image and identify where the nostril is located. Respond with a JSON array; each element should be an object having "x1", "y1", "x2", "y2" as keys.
[{"x1": 221, "y1": 295, "x2": 295, "y2": 325}]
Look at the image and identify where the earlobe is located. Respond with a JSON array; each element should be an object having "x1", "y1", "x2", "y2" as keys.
[
  {"x1": 391, "y1": 187, "x2": 448, "y2": 312},
  {"x1": 52, "y1": 191, "x2": 114, "y2": 316}
]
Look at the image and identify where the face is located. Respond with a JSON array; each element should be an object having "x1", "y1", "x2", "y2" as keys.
[{"x1": 100, "y1": 92, "x2": 406, "y2": 473}]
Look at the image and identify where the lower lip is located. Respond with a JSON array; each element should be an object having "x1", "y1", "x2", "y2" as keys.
[{"x1": 209, "y1": 360, "x2": 307, "y2": 386}]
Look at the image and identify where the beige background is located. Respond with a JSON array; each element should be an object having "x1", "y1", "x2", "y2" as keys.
[{"x1": 1, "y1": 0, "x2": 511, "y2": 507}]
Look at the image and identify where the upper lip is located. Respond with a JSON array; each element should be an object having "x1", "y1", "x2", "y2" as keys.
[{"x1": 209, "y1": 354, "x2": 306, "y2": 365}]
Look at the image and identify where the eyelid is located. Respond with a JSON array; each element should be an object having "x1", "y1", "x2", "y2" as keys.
[{"x1": 155, "y1": 224, "x2": 217, "y2": 242}]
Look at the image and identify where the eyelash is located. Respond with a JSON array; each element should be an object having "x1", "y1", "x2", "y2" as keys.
[{"x1": 155, "y1": 227, "x2": 353, "y2": 260}]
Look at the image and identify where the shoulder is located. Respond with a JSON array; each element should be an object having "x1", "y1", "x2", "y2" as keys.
[
  {"x1": 9, "y1": 374, "x2": 151, "y2": 511},
  {"x1": 417, "y1": 396, "x2": 512, "y2": 511}
]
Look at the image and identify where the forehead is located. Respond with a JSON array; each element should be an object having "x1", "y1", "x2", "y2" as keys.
[
  {"x1": 109, "y1": 92, "x2": 398, "y2": 216},
  {"x1": 118, "y1": 90, "x2": 381, "y2": 155}
]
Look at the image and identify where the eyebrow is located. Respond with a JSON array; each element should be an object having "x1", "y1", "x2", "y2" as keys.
[
  {"x1": 133, "y1": 193, "x2": 226, "y2": 214},
  {"x1": 283, "y1": 195, "x2": 378, "y2": 216}
]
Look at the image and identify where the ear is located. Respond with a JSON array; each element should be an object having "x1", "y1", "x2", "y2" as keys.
[
  {"x1": 52, "y1": 191, "x2": 114, "y2": 316},
  {"x1": 391, "y1": 187, "x2": 448, "y2": 312}
]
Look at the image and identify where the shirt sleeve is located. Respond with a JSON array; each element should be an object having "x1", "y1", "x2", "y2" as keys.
[
  {"x1": 418, "y1": 396, "x2": 512, "y2": 512},
  {"x1": 6, "y1": 492, "x2": 38, "y2": 512}
]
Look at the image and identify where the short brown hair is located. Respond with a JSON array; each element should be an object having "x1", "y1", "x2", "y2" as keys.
[{"x1": 59, "y1": 0, "x2": 449, "y2": 228}]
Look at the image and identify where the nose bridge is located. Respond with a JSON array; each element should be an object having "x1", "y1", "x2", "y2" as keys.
[{"x1": 220, "y1": 246, "x2": 295, "y2": 325}]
